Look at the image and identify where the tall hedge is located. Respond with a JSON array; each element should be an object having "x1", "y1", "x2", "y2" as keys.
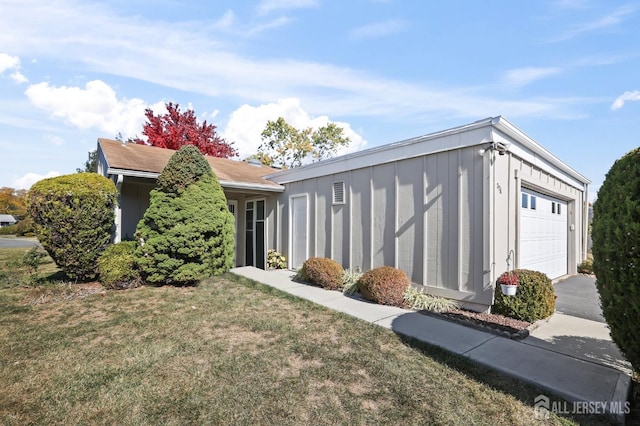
[
  {"x1": 27, "y1": 173, "x2": 117, "y2": 281},
  {"x1": 592, "y1": 148, "x2": 640, "y2": 372},
  {"x1": 135, "y1": 145, "x2": 235, "y2": 285}
]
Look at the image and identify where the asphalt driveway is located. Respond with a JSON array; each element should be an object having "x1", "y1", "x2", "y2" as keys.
[
  {"x1": 0, "y1": 237, "x2": 41, "y2": 249},
  {"x1": 553, "y1": 275, "x2": 605, "y2": 323}
]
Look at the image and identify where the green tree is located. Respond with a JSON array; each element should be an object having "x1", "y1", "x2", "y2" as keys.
[
  {"x1": 135, "y1": 145, "x2": 235, "y2": 285},
  {"x1": 77, "y1": 150, "x2": 97, "y2": 173},
  {"x1": 0, "y1": 187, "x2": 27, "y2": 220},
  {"x1": 27, "y1": 174, "x2": 117, "y2": 281},
  {"x1": 592, "y1": 148, "x2": 640, "y2": 373},
  {"x1": 255, "y1": 117, "x2": 351, "y2": 169}
]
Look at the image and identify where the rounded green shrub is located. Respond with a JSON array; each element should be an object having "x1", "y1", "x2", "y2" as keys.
[
  {"x1": 302, "y1": 257, "x2": 344, "y2": 290},
  {"x1": 492, "y1": 269, "x2": 555, "y2": 322},
  {"x1": 135, "y1": 145, "x2": 235, "y2": 285},
  {"x1": 98, "y1": 241, "x2": 141, "y2": 290},
  {"x1": 27, "y1": 173, "x2": 117, "y2": 281},
  {"x1": 592, "y1": 148, "x2": 640, "y2": 372},
  {"x1": 358, "y1": 266, "x2": 410, "y2": 306}
]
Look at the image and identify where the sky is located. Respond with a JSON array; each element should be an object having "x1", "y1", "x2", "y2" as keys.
[{"x1": 0, "y1": 0, "x2": 639, "y2": 200}]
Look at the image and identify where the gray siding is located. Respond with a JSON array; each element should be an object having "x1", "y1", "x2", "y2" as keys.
[{"x1": 279, "y1": 144, "x2": 489, "y2": 308}]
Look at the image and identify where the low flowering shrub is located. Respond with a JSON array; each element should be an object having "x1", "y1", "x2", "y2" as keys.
[
  {"x1": 497, "y1": 272, "x2": 518, "y2": 286},
  {"x1": 302, "y1": 257, "x2": 344, "y2": 290},
  {"x1": 267, "y1": 249, "x2": 287, "y2": 270},
  {"x1": 358, "y1": 266, "x2": 410, "y2": 307}
]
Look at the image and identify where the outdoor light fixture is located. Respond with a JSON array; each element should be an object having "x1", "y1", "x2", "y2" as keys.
[{"x1": 478, "y1": 142, "x2": 511, "y2": 157}]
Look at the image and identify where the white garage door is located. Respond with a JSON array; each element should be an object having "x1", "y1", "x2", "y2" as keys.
[{"x1": 519, "y1": 188, "x2": 568, "y2": 279}]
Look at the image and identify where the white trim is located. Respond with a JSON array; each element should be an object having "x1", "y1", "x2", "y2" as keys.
[{"x1": 227, "y1": 200, "x2": 238, "y2": 265}]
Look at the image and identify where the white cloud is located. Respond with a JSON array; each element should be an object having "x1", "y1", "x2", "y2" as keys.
[
  {"x1": 0, "y1": 53, "x2": 28, "y2": 83},
  {"x1": 552, "y1": 5, "x2": 635, "y2": 41},
  {"x1": 222, "y1": 98, "x2": 367, "y2": 159},
  {"x1": 24, "y1": 80, "x2": 156, "y2": 139},
  {"x1": 213, "y1": 10, "x2": 235, "y2": 29},
  {"x1": 12, "y1": 171, "x2": 61, "y2": 189},
  {"x1": 0, "y1": 53, "x2": 20, "y2": 73},
  {"x1": 503, "y1": 67, "x2": 563, "y2": 88},
  {"x1": 553, "y1": 0, "x2": 590, "y2": 9},
  {"x1": 611, "y1": 90, "x2": 640, "y2": 110},
  {"x1": 349, "y1": 19, "x2": 408, "y2": 40},
  {"x1": 257, "y1": 0, "x2": 318, "y2": 14},
  {"x1": 10, "y1": 71, "x2": 28, "y2": 83},
  {"x1": 46, "y1": 135, "x2": 65, "y2": 146},
  {"x1": 0, "y1": 0, "x2": 581, "y2": 122}
]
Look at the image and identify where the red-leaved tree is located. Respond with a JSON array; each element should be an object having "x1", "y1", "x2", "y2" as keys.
[{"x1": 133, "y1": 102, "x2": 237, "y2": 158}]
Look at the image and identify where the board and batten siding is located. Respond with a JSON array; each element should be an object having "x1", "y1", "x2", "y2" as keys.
[{"x1": 278, "y1": 144, "x2": 489, "y2": 308}]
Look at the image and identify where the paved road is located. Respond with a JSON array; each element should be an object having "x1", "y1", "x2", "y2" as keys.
[
  {"x1": 553, "y1": 275, "x2": 605, "y2": 323},
  {"x1": 0, "y1": 237, "x2": 41, "y2": 249}
]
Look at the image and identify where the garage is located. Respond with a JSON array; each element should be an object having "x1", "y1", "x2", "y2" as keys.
[{"x1": 519, "y1": 188, "x2": 568, "y2": 279}]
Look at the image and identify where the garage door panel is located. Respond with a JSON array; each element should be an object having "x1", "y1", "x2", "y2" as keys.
[{"x1": 519, "y1": 189, "x2": 567, "y2": 279}]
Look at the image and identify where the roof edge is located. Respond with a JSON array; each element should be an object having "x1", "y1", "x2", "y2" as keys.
[
  {"x1": 491, "y1": 117, "x2": 591, "y2": 185},
  {"x1": 266, "y1": 117, "x2": 495, "y2": 181},
  {"x1": 106, "y1": 168, "x2": 284, "y2": 192}
]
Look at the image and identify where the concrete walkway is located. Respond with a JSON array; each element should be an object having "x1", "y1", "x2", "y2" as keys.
[{"x1": 230, "y1": 266, "x2": 631, "y2": 424}]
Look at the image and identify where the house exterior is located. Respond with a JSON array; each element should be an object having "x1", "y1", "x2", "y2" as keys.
[
  {"x1": 97, "y1": 138, "x2": 284, "y2": 269},
  {"x1": 97, "y1": 117, "x2": 590, "y2": 312},
  {"x1": 0, "y1": 214, "x2": 17, "y2": 227}
]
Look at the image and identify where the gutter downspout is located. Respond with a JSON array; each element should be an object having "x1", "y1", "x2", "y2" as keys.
[
  {"x1": 114, "y1": 174, "x2": 123, "y2": 243},
  {"x1": 583, "y1": 185, "x2": 590, "y2": 262}
]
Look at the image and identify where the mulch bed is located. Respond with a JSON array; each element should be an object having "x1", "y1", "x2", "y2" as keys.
[{"x1": 420, "y1": 308, "x2": 535, "y2": 340}]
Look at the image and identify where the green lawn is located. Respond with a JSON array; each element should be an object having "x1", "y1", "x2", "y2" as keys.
[{"x1": 0, "y1": 247, "x2": 610, "y2": 425}]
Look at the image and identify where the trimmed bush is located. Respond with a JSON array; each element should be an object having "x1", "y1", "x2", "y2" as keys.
[
  {"x1": 302, "y1": 257, "x2": 344, "y2": 290},
  {"x1": 358, "y1": 266, "x2": 410, "y2": 307},
  {"x1": 27, "y1": 173, "x2": 117, "y2": 281},
  {"x1": 592, "y1": 148, "x2": 640, "y2": 372},
  {"x1": 492, "y1": 269, "x2": 555, "y2": 322},
  {"x1": 98, "y1": 241, "x2": 141, "y2": 290},
  {"x1": 135, "y1": 145, "x2": 235, "y2": 285},
  {"x1": 577, "y1": 258, "x2": 594, "y2": 275}
]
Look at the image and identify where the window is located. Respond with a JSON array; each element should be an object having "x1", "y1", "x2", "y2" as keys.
[
  {"x1": 333, "y1": 181, "x2": 345, "y2": 204},
  {"x1": 521, "y1": 193, "x2": 528, "y2": 209},
  {"x1": 530, "y1": 196, "x2": 537, "y2": 210},
  {"x1": 557, "y1": 203, "x2": 561, "y2": 215},
  {"x1": 552, "y1": 202, "x2": 556, "y2": 214}
]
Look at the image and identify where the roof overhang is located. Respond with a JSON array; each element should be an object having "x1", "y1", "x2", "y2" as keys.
[
  {"x1": 490, "y1": 117, "x2": 590, "y2": 188},
  {"x1": 267, "y1": 116, "x2": 590, "y2": 191},
  {"x1": 106, "y1": 168, "x2": 284, "y2": 193}
]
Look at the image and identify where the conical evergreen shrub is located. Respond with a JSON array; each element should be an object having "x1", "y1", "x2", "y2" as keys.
[
  {"x1": 592, "y1": 148, "x2": 640, "y2": 373},
  {"x1": 135, "y1": 145, "x2": 235, "y2": 285}
]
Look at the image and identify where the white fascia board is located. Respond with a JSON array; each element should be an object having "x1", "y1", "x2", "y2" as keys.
[
  {"x1": 107, "y1": 168, "x2": 160, "y2": 180},
  {"x1": 106, "y1": 168, "x2": 283, "y2": 193},
  {"x1": 491, "y1": 117, "x2": 590, "y2": 190},
  {"x1": 219, "y1": 181, "x2": 284, "y2": 193},
  {"x1": 267, "y1": 118, "x2": 496, "y2": 184}
]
